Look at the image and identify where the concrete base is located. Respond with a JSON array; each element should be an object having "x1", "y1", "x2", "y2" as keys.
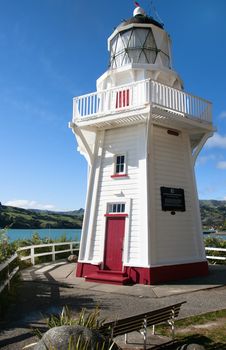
[{"x1": 76, "y1": 261, "x2": 209, "y2": 285}]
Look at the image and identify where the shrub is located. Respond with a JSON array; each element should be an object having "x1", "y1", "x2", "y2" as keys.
[
  {"x1": 0, "y1": 226, "x2": 15, "y2": 263},
  {"x1": 204, "y1": 237, "x2": 226, "y2": 264}
]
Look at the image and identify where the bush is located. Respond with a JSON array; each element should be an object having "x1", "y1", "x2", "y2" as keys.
[
  {"x1": 204, "y1": 237, "x2": 226, "y2": 248},
  {"x1": 0, "y1": 226, "x2": 16, "y2": 263},
  {"x1": 204, "y1": 237, "x2": 226, "y2": 264},
  {"x1": 45, "y1": 306, "x2": 105, "y2": 331}
]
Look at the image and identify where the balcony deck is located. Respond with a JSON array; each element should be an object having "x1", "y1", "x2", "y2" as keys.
[{"x1": 72, "y1": 79, "x2": 212, "y2": 131}]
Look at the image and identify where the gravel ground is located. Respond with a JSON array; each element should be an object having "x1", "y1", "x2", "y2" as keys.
[{"x1": 1, "y1": 263, "x2": 226, "y2": 349}]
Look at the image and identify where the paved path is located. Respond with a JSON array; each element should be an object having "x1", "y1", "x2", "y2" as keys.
[{"x1": 1, "y1": 262, "x2": 226, "y2": 349}]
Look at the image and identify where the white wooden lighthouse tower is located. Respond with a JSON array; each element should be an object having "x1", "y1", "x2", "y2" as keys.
[{"x1": 70, "y1": 5, "x2": 214, "y2": 284}]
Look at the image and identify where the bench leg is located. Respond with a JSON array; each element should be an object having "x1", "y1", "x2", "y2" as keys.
[
  {"x1": 172, "y1": 320, "x2": 175, "y2": 339},
  {"x1": 143, "y1": 318, "x2": 147, "y2": 350},
  {"x1": 171, "y1": 309, "x2": 175, "y2": 339},
  {"x1": 152, "y1": 325, "x2": 155, "y2": 335},
  {"x1": 168, "y1": 309, "x2": 175, "y2": 340},
  {"x1": 125, "y1": 333, "x2": 128, "y2": 344}
]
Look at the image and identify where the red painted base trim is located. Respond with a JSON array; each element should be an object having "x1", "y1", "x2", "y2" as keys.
[
  {"x1": 125, "y1": 261, "x2": 209, "y2": 285},
  {"x1": 76, "y1": 261, "x2": 208, "y2": 285}
]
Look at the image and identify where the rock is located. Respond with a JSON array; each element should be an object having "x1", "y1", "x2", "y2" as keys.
[
  {"x1": 186, "y1": 345, "x2": 206, "y2": 350},
  {"x1": 177, "y1": 344, "x2": 206, "y2": 350},
  {"x1": 34, "y1": 325, "x2": 114, "y2": 350},
  {"x1": 67, "y1": 254, "x2": 78, "y2": 263}
]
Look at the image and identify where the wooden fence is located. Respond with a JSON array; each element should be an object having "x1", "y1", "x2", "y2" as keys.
[
  {"x1": 0, "y1": 253, "x2": 19, "y2": 294},
  {"x1": 0, "y1": 241, "x2": 79, "y2": 295},
  {"x1": 1, "y1": 244, "x2": 226, "y2": 295},
  {"x1": 205, "y1": 247, "x2": 226, "y2": 262},
  {"x1": 17, "y1": 241, "x2": 80, "y2": 265}
]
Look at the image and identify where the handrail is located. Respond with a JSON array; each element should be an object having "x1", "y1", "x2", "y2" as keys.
[
  {"x1": 17, "y1": 241, "x2": 80, "y2": 265},
  {"x1": 205, "y1": 247, "x2": 226, "y2": 261},
  {"x1": 0, "y1": 253, "x2": 19, "y2": 294},
  {"x1": 73, "y1": 79, "x2": 212, "y2": 124},
  {"x1": 0, "y1": 241, "x2": 80, "y2": 294}
]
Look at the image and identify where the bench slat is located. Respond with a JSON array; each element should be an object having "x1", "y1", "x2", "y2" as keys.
[
  {"x1": 101, "y1": 302, "x2": 184, "y2": 328},
  {"x1": 100, "y1": 302, "x2": 186, "y2": 338}
]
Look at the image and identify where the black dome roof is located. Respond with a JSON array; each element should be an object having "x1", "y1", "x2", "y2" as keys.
[{"x1": 121, "y1": 14, "x2": 164, "y2": 29}]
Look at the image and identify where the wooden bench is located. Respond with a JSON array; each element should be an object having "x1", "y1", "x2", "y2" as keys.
[{"x1": 99, "y1": 301, "x2": 186, "y2": 349}]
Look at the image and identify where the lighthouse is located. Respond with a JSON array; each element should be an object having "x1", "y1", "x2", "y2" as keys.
[{"x1": 70, "y1": 5, "x2": 214, "y2": 284}]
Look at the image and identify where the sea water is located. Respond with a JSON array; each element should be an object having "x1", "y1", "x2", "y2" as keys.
[
  {"x1": 6, "y1": 228, "x2": 82, "y2": 242},
  {"x1": 4, "y1": 229, "x2": 226, "y2": 243}
]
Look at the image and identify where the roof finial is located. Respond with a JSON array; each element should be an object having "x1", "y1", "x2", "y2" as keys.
[{"x1": 133, "y1": 2, "x2": 146, "y2": 16}]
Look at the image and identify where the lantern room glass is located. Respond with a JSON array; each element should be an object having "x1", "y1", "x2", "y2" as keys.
[{"x1": 109, "y1": 28, "x2": 158, "y2": 68}]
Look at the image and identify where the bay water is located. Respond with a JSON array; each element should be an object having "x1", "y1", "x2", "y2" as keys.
[
  {"x1": 4, "y1": 229, "x2": 226, "y2": 243},
  {"x1": 6, "y1": 228, "x2": 82, "y2": 242}
]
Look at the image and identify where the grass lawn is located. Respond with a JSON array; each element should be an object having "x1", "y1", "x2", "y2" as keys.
[{"x1": 156, "y1": 310, "x2": 226, "y2": 349}]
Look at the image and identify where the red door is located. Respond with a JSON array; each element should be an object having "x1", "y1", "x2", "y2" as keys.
[{"x1": 104, "y1": 217, "x2": 125, "y2": 271}]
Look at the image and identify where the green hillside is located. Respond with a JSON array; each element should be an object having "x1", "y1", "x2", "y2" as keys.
[
  {"x1": 199, "y1": 200, "x2": 226, "y2": 229},
  {"x1": 0, "y1": 200, "x2": 225, "y2": 230},
  {"x1": 0, "y1": 205, "x2": 83, "y2": 229}
]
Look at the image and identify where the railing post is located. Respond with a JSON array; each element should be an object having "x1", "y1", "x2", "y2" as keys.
[
  {"x1": 7, "y1": 264, "x2": 10, "y2": 291},
  {"x1": 52, "y1": 245, "x2": 56, "y2": 262},
  {"x1": 73, "y1": 97, "x2": 79, "y2": 120},
  {"x1": 31, "y1": 247, "x2": 35, "y2": 265},
  {"x1": 70, "y1": 243, "x2": 73, "y2": 254}
]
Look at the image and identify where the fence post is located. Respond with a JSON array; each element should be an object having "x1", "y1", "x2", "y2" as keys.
[
  {"x1": 52, "y1": 245, "x2": 56, "y2": 262},
  {"x1": 70, "y1": 243, "x2": 73, "y2": 254},
  {"x1": 7, "y1": 264, "x2": 10, "y2": 291},
  {"x1": 30, "y1": 247, "x2": 35, "y2": 265}
]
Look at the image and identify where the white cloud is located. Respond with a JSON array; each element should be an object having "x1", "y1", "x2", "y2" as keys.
[
  {"x1": 217, "y1": 161, "x2": 226, "y2": 169},
  {"x1": 4, "y1": 199, "x2": 57, "y2": 211},
  {"x1": 196, "y1": 154, "x2": 216, "y2": 166},
  {"x1": 205, "y1": 133, "x2": 226, "y2": 149},
  {"x1": 219, "y1": 111, "x2": 226, "y2": 119},
  {"x1": 198, "y1": 186, "x2": 216, "y2": 197}
]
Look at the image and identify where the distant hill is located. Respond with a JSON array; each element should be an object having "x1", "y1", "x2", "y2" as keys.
[
  {"x1": 199, "y1": 200, "x2": 226, "y2": 228},
  {"x1": 0, "y1": 200, "x2": 225, "y2": 230},
  {"x1": 28, "y1": 208, "x2": 84, "y2": 217},
  {"x1": 0, "y1": 205, "x2": 83, "y2": 229}
]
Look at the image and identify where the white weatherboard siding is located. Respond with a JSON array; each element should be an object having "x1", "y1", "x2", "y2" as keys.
[
  {"x1": 88, "y1": 124, "x2": 148, "y2": 266},
  {"x1": 150, "y1": 125, "x2": 203, "y2": 265}
]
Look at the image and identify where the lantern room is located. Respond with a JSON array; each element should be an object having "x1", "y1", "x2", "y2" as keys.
[{"x1": 109, "y1": 7, "x2": 170, "y2": 69}]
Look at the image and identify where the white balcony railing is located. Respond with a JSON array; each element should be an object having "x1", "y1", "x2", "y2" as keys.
[{"x1": 73, "y1": 79, "x2": 212, "y2": 124}]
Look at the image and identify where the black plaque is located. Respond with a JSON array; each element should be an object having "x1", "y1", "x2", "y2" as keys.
[{"x1": 160, "y1": 187, "x2": 186, "y2": 212}]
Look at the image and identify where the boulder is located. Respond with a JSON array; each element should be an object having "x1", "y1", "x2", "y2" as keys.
[
  {"x1": 177, "y1": 344, "x2": 206, "y2": 350},
  {"x1": 186, "y1": 345, "x2": 206, "y2": 350},
  {"x1": 34, "y1": 325, "x2": 116, "y2": 350},
  {"x1": 67, "y1": 254, "x2": 78, "y2": 263}
]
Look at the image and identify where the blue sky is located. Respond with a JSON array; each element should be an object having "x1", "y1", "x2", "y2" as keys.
[{"x1": 0, "y1": 0, "x2": 226, "y2": 211}]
